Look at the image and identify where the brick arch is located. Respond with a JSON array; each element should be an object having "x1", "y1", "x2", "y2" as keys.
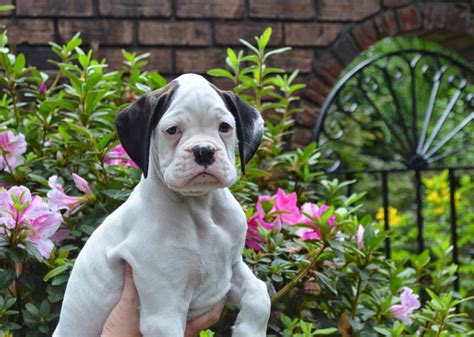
[{"x1": 293, "y1": 1, "x2": 474, "y2": 147}]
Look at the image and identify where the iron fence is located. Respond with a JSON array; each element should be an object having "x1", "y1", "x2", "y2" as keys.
[{"x1": 312, "y1": 49, "x2": 473, "y2": 296}]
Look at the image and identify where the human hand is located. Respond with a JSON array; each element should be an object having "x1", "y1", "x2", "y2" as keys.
[
  {"x1": 185, "y1": 297, "x2": 226, "y2": 337},
  {"x1": 101, "y1": 263, "x2": 141, "y2": 337},
  {"x1": 101, "y1": 263, "x2": 225, "y2": 337}
]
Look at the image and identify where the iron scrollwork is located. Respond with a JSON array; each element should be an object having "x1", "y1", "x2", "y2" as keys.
[{"x1": 313, "y1": 50, "x2": 474, "y2": 172}]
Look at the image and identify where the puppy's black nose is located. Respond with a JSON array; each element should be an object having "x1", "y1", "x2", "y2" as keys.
[{"x1": 192, "y1": 145, "x2": 215, "y2": 167}]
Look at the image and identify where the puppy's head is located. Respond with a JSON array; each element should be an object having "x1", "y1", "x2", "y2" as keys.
[{"x1": 115, "y1": 74, "x2": 263, "y2": 196}]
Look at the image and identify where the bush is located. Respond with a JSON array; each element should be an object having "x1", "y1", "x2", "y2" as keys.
[{"x1": 0, "y1": 25, "x2": 471, "y2": 336}]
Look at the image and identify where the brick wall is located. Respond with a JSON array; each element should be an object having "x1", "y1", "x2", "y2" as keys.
[{"x1": 2, "y1": 0, "x2": 473, "y2": 146}]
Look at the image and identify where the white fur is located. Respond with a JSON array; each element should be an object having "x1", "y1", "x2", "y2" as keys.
[{"x1": 53, "y1": 74, "x2": 271, "y2": 337}]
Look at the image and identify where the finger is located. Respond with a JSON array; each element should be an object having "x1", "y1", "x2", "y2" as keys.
[
  {"x1": 208, "y1": 298, "x2": 226, "y2": 317},
  {"x1": 185, "y1": 298, "x2": 226, "y2": 334},
  {"x1": 124, "y1": 263, "x2": 134, "y2": 286},
  {"x1": 121, "y1": 263, "x2": 139, "y2": 304}
]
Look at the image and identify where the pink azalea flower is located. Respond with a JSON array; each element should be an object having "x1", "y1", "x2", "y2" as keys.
[
  {"x1": 297, "y1": 228, "x2": 321, "y2": 241},
  {"x1": 255, "y1": 189, "x2": 301, "y2": 225},
  {"x1": 38, "y1": 83, "x2": 47, "y2": 94},
  {"x1": 245, "y1": 214, "x2": 265, "y2": 251},
  {"x1": 272, "y1": 189, "x2": 301, "y2": 225},
  {"x1": 0, "y1": 186, "x2": 49, "y2": 229},
  {"x1": 47, "y1": 176, "x2": 81, "y2": 217},
  {"x1": 49, "y1": 228, "x2": 72, "y2": 245},
  {"x1": 26, "y1": 212, "x2": 63, "y2": 258},
  {"x1": 104, "y1": 144, "x2": 138, "y2": 169},
  {"x1": 0, "y1": 130, "x2": 27, "y2": 173},
  {"x1": 72, "y1": 173, "x2": 91, "y2": 194},
  {"x1": 246, "y1": 189, "x2": 301, "y2": 250},
  {"x1": 296, "y1": 203, "x2": 335, "y2": 241},
  {"x1": 300, "y1": 203, "x2": 336, "y2": 225},
  {"x1": 0, "y1": 185, "x2": 62, "y2": 258},
  {"x1": 391, "y1": 287, "x2": 421, "y2": 325},
  {"x1": 357, "y1": 225, "x2": 365, "y2": 248}
]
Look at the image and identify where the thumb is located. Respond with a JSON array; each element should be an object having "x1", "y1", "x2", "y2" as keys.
[{"x1": 121, "y1": 263, "x2": 139, "y2": 302}]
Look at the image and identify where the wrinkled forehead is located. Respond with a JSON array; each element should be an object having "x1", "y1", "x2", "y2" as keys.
[{"x1": 162, "y1": 76, "x2": 231, "y2": 122}]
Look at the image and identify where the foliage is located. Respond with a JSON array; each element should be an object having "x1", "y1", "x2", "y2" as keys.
[
  {"x1": 376, "y1": 170, "x2": 474, "y2": 318},
  {"x1": 208, "y1": 28, "x2": 325, "y2": 204},
  {"x1": 0, "y1": 23, "x2": 470, "y2": 337},
  {"x1": 0, "y1": 29, "x2": 161, "y2": 336},
  {"x1": 207, "y1": 28, "x2": 473, "y2": 336},
  {"x1": 312, "y1": 35, "x2": 474, "y2": 331}
]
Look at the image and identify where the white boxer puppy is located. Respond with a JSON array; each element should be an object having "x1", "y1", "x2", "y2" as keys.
[{"x1": 53, "y1": 73, "x2": 271, "y2": 337}]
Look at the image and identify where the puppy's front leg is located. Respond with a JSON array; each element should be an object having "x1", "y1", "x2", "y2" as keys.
[
  {"x1": 139, "y1": 314, "x2": 184, "y2": 337},
  {"x1": 228, "y1": 259, "x2": 271, "y2": 337},
  {"x1": 133, "y1": 272, "x2": 187, "y2": 337}
]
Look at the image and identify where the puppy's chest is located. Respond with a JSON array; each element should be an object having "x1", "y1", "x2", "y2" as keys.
[
  {"x1": 192, "y1": 213, "x2": 243, "y2": 280},
  {"x1": 195, "y1": 220, "x2": 235, "y2": 268}
]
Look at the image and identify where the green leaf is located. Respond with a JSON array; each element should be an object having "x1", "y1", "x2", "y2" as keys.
[
  {"x1": 315, "y1": 271, "x2": 338, "y2": 295},
  {"x1": 135, "y1": 82, "x2": 151, "y2": 93},
  {"x1": 43, "y1": 264, "x2": 70, "y2": 282},
  {"x1": 28, "y1": 174, "x2": 49, "y2": 187},
  {"x1": 373, "y1": 327, "x2": 393, "y2": 336},
  {"x1": 66, "y1": 34, "x2": 82, "y2": 52},
  {"x1": 39, "y1": 300, "x2": 51, "y2": 315},
  {"x1": 39, "y1": 325, "x2": 49, "y2": 334},
  {"x1": 261, "y1": 199, "x2": 275, "y2": 214},
  {"x1": 102, "y1": 189, "x2": 132, "y2": 201},
  {"x1": 264, "y1": 47, "x2": 292, "y2": 61},
  {"x1": 97, "y1": 132, "x2": 115, "y2": 151},
  {"x1": 363, "y1": 223, "x2": 375, "y2": 248},
  {"x1": 0, "y1": 5, "x2": 15, "y2": 11},
  {"x1": 259, "y1": 27, "x2": 272, "y2": 51},
  {"x1": 207, "y1": 68, "x2": 234, "y2": 80},
  {"x1": 148, "y1": 71, "x2": 167, "y2": 89},
  {"x1": 51, "y1": 273, "x2": 70, "y2": 286},
  {"x1": 416, "y1": 250, "x2": 431, "y2": 269},
  {"x1": 313, "y1": 328, "x2": 338, "y2": 335},
  {"x1": 239, "y1": 39, "x2": 259, "y2": 55},
  {"x1": 0, "y1": 270, "x2": 14, "y2": 290},
  {"x1": 9, "y1": 247, "x2": 26, "y2": 264},
  {"x1": 69, "y1": 123, "x2": 94, "y2": 139},
  {"x1": 14, "y1": 53, "x2": 25, "y2": 75},
  {"x1": 25, "y1": 303, "x2": 40, "y2": 316},
  {"x1": 24, "y1": 242, "x2": 44, "y2": 261},
  {"x1": 57, "y1": 125, "x2": 71, "y2": 141},
  {"x1": 359, "y1": 215, "x2": 372, "y2": 226},
  {"x1": 226, "y1": 48, "x2": 238, "y2": 68}
]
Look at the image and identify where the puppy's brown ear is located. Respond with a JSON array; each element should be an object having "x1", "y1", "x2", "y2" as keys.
[
  {"x1": 115, "y1": 82, "x2": 177, "y2": 178},
  {"x1": 218, "y1": 90, "x2": 264, "y2": 174}
]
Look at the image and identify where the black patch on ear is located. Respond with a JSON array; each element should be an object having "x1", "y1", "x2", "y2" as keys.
[
  {"x1": 115, "y1": 81, "x2": 178, "y2": 178},
  {"x1": 212, "y1": 86, "x2": 264, "y2": 174}
]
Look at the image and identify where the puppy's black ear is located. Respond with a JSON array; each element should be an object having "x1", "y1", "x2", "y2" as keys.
[
  {"x1": 115, "y1": 82, "x2": 177, "y2": 178},
  {"x1": 218, "y1": 90, "x2": 264, "y2": 174}
]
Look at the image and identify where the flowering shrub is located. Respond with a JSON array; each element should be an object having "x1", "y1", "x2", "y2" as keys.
[
  {"x1": 0, "y1": 22, "x2": 471, "y2": 337},
  {"x1": 0, "y1": 28, "x2": 156, "y2": 335},
  {"x1": 207, "y1": 29, "x2": 473, "y2": 336},
  {"x1": 209, "y1": 186, "x2": 470, "y2": 336}
]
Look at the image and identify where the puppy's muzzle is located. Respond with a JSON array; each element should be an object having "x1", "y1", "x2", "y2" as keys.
[{"x1": 192, "y1": 145, "x2": 216, "y2": 168}]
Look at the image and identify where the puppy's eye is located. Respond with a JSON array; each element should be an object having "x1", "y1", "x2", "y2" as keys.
[
  {"x1": 219, "y1": 122, "x2": 231, "y2": 133},
  {"x1": 166, "y1": 126, "x2": 178, "y2": 135}
]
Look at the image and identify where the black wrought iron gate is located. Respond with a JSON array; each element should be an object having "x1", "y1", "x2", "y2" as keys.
[{"x1": 312, "y1": 50, "x2": 473, "y2": 294}]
